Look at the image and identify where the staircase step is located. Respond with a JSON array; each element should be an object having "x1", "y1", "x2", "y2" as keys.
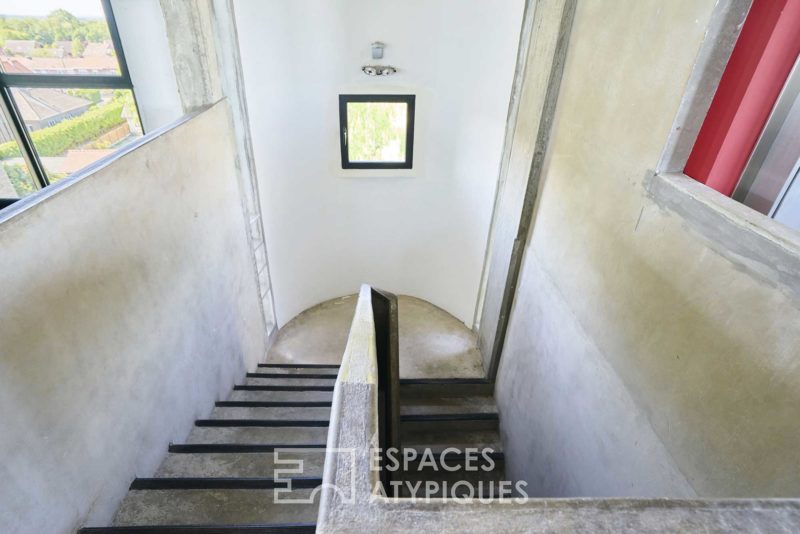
[
  {"x1": 258, "y1": 363, "x2": 340, "y2": 369},
  {"x1": 401, "y1": 452, "x2": 505, "y2": 486},
  {"x1": 217, "y1": 401, "x2": 331, "y2": 408},
  {"x1": 399, "y1": 378, "x2": 493, "y2": 398},
  {"x1": 187, "y1": 427, "x2": 329, "y2": 445},
  {"x1": 157, "y1": 451, "x2": 325, "y2": 478},
  {"x1": 195, "y1": 420, "x2": 328, "y2": 428},
  {"x1": 400, "y1": 413, "x2": 499, "y2": 437},
  {"x1": 244, "y1": 377, "x2": 335, "y2": 387},
  {"x1": 112, "y1": 489, "x2": 319, "y2": 526},
  {"x1": 228, "y1": 391, "x2": 333, "y2": 403},
  {"x1": 400, "y1": 395, "x2": 496, "y2": 415},
  {"x1": 400, "y1": 413, "x2": 498, "y2": 423},
  {"x1": 247, "y1": 372, "x2": 337, "y2": 380},
  {"x1": 169, "y1": 444, "x2": 327, "y2": 453},
  {"x1": 210, "y1": 407, "x2": 330, "y2": 421},
  {"x1": 130, "y1": 478, "x2": 322, "y2": 490},
  {"x1": 400, "y1": 428, "x2": 502, "y2": 452},
  {"x1": 234, "y1": 384, "x2": 334, "y2": 392},
  {"x1": 80, "y1": 524, "x2": 316, "y2": 533}
]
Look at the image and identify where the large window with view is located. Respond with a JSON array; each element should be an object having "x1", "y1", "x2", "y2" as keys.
[{"x1": 0, "y1": 0, "x2": 142, "y2": 208}]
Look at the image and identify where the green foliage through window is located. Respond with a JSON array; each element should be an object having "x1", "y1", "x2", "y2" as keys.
[
  {"x1": 0, "y1": 10, "x2": 109, "y2": 49},
  {"x1": 347, "y1": 102, "x2": 407, "y2": 162},
  {"x1": 0, "y1": 98, "x2": 127, "y2": 160}
]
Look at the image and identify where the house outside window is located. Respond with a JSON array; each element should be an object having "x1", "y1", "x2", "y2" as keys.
[{"x1": 0, "y1": 0, "x2": 143, "y2": 205}]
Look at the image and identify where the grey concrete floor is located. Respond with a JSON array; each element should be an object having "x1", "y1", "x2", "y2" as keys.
[{"x1": 267, "y1": 295, "x2": 485, "y2": 378}]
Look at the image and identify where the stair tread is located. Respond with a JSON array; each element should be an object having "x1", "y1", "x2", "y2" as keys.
[
  {"x1": 400, "y1": 428, "x2": 502, "y2": 451},
  {"x1": 247, "y1": 373, "x2": 337, "y2": 379},
  {"x1": 187, "y1": 427, "x2": 329, "y2": 445},
  {"x1": 244, "y1": 377, "x2": 336, "y2": 387},
  {"x1": 210, "y1": 407, "x2": 330, "y2": 421},
  {"x1": 112, "y1": 489, "x2": 319, "y2": 526},
  {"x1": 228, "y1": 391, "x2": 333, "y2": 403},
  {"x1": 400, "y1": 412, "x2": 498, "y2": 422},
  {"x1": 157, "y1": 451, "x2": 325, "y2": 478},
  {"x1": 81, "y1": 525, "x2": 316, "y2": 533},
  {"x1": 400, "y1": 395, "x2": 497, "y2": 415}
]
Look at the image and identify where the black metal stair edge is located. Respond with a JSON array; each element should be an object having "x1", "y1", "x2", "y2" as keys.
[
  {"x1": 400, "y1": 413, "x2": 499, "y2": 422},
  {"x1": 79, "y1": 523, "x2": 316, "y2": 533},
  {"x1": 399, "y1": 378, "x2": 490, "y2": 385},
  {"x1": 168, "y1": 443, "x2": 327, "y2": 453},
  {"x1": 129, "y1": 476, "x2": 323, "y2": 490},
  {"x1": 404, "y1": 450, "x2": 505, "y2": 462},
  {"x1": 258, "y1": 363, "x2": 340, "y2": 369},
  {"x1": 246, "y1": 372, "x2": 337, "y2": 379},
  {"x1": 216, "y1": 401, "x2": 332, "y2": 408},
  {"x1": 195, "y1": 419, "x2": 329, "y2": 428},
  {"x1": 234, "y1": 385, "x2": 335, "y2": 392}
]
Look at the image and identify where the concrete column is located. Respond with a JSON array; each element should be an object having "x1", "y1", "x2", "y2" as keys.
[{"x1": 160, "y1": 0, "x2": 278, "y2": 340}]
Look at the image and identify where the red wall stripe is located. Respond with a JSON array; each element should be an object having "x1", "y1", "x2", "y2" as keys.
[{"x1": 684, "y1": 0, "x2": 800, "y2": 196}]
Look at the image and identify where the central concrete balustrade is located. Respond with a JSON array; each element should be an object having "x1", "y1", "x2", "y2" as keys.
[{"x1": 317, "y1": 286, "x2": 800, "y2": 532}]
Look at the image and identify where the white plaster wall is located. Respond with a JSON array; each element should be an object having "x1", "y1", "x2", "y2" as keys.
[
  {"x1": 0, "y1": 102, "x2": 265, "y2": 533},
  {"x1": 233, "y1": 0, "x2": 524, "y2": 326},
  {"x1": 111, "y1": 0, "x2": 183, "y2": 132},
  {"x1": 497, "y1": 0, "x2": 800, "y2": 497}
]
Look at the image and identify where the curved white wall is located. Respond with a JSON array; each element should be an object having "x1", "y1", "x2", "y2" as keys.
[{"x1": 234, "y1": 0, "x2": 524, "y2": 326}]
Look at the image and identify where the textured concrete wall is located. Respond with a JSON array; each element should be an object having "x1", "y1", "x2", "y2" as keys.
[
  {"x1": 497, "y1": 0, "x2": 800, "y2": 497},
  {"x1": 0, "y1": 102, "x2": 266, "y2": 533}
]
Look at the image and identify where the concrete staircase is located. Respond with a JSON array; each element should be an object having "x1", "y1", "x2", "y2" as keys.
[
  {"x1": 79, "y1": 367, "x2": 506, "y2": 532},
  {"x1": 79, "y1": 363, "x2": 339, "y2": 533},
  {"x1": 397, "y1": 379, "x2": 506, "y2": 499}
]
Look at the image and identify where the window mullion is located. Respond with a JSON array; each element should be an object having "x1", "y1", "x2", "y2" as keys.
[
  {"x1": 0, "y1": 74, "x2": 131, "y2": 90},
  {"x1": 0, "y1": 87, "x2": 49, "y2": 189}
]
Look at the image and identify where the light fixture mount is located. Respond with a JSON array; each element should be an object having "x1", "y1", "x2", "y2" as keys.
[{"x1": 362, "y1": 65, "x2": 397, "y2": 76}]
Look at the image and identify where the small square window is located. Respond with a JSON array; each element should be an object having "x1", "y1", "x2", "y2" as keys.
[{"x1": 339, "y1": 94, "x2": 415, "y2": 169}]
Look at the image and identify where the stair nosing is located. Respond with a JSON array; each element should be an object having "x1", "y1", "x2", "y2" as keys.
[
  {"x1": 399, "y1": 378, "x2": 490, "y2": 385},
  {"x1": 258, "y1": 363, "x2": 340, "y2": 369},
  {"x1": 79, "y1": 525, "x2": 317, "y2": 533},
  {"x1": 400, "y1": 413, "x2": 499, "y2": 422},
  {"x1": 234, "y1": 385, "x2": 335, "y2": 392},
  {"x1": 129, "y1": 476, "x2": 323, "y2": 490},
  {"x1": 168, "y1": 443, "x2": 328, "y2": 453},
  {"x1": 246, "y1": 373, "x2": 338, "y2": 379},
  {"x1": 195, "y1": 419, "x2": 329, "y2": 428},
  {"x1": 215, "y1": 401, "x2": 332, "y2": 408}
]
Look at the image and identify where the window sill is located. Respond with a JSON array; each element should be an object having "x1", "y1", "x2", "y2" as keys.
[{"x1": 646, "y1": 172, "x2": 800, "y2": 297}]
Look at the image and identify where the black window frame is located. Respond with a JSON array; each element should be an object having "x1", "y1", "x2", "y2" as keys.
[
  {"x1": 339, "y1": 94, "x2": 415, "y2": 170},
  {"x1": 0, "y1": 0, "x2": 142, "y2": 193}
]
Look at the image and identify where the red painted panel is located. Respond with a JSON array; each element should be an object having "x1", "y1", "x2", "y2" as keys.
[{"x1": 684, "y1": 0, "x2": 800, "y2": 196}]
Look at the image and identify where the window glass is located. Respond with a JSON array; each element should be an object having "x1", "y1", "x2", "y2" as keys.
[
  {"x1": 0, "y1": 1, "x2": 121, "y2": 75},
  {"x1": 346, "y1": 101, "x2": 408, "y2": 163},
  {"x1": 0, "y1": 109, "x2": 37, "y2": 198},
  {"x1": 10, "y1": 87, "x2": 141, "y2": 181}
]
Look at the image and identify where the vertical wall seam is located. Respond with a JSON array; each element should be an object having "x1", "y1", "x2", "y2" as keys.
[
  {"x1": 472, "y1": 0, "x2": 539, "y2": 332},
  {"x1": 488, "y1": 0, "x2": 577, "y2": 382}
]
